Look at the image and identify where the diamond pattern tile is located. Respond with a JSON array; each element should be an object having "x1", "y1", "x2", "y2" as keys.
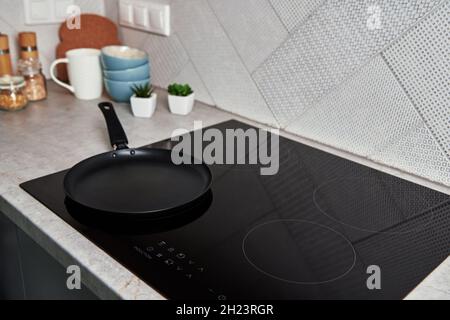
[
  {"x1": 208, "y1": 0, "x2": 288, "y2": 72},
  {"x1": 382, "y1": 0, "x2": 450, "y2": 160},
  {"x1": 172, "y1": 62, "x2": 215, "y2": 106},
  {"x1": 269, "y1": 0, "x2": 325, "y2": 32},
  {"x1": 253, "y1": 0, "x2": 443, "y2": 127},
  {"x1": 171, "y1": 0, "x2": 279, "y2": 127},
  {"x1": 369, "y1": 123, "x2": 450, "y2": 186},
  {"x1": 120, "y1": 28, "x2": 150, "y2": 49},
  {"x1": 285, "y1": 56, "x2": 423, "y2": 157},
  {"x1": 139, "y1": 33, "x2": 189, "y2": 88}
]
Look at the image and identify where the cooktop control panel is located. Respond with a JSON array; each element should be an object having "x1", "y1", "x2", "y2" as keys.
[{"x1": 133, "y1": 241, "x2": 227, "y2": 299}]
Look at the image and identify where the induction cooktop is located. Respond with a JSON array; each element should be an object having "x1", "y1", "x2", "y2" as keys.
[{"x1": 21, "y1": 120, "x2": 450, "y2": 300}]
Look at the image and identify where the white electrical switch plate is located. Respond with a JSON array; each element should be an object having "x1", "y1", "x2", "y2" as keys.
[
  {"x1": 119, "y1": 2, "x2": 133, "y2": 25},
  {"x1": 24, "y1": 0, "x2": 75, "y2": 25},
  {"x1": 30, "y1": 0, "x2": 50, "y2": 21},
  {"x1": 119, "y1": 0, "x2": 170, "y2": 37},
  {"x1": 133, "y1": 5, "x2": 148, "y2": 27},
  {"x1": 149, "y1": 8, "x2": 164, "y2": 30}
]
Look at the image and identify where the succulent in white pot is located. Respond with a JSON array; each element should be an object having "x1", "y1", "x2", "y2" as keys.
[
  {"x1": 167, "y1": 83, "x2": 195, "y2": 115},
  {"x1": 130, "y1": 83, "x2": 157, "y2": 118}
]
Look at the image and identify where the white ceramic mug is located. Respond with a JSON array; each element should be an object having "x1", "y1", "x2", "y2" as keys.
[{"x1": 50, "y1": 48, "x2": 103, "y2": 100}]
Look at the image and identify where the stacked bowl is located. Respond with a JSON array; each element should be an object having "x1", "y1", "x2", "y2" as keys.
[{"x1": 101, "y1": 46, "x2": 150, "y2": 103}]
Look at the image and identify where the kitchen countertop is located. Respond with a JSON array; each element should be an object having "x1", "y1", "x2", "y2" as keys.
[{"x1": 0, "y1": 82, "x2": 449, "y2": 300}]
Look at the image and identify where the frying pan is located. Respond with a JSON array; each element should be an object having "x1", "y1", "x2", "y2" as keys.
[
  {"x1": 65, "y1": 190, "x2": 213, "y2": 234},
  {"x1": 63, "y1": 102, "x2": 212, "y2": 221}
]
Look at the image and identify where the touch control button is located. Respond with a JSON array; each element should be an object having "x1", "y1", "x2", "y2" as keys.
[
  {"x1": 176, "y1": 253, "x2": 186, "y2": 259},
  {"x1": 164, "y1": 259, "x2": 174, "y2": 266}
]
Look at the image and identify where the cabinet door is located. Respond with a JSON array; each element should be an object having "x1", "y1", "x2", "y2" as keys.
[
  {"x1": 16, "y1": 227, "x2": 98, "y2": 300},
  {"x1": 0, "y1": 212, "x2": 25, "y2": 299},
  {"x1": 1, "y1": 211, "x2": 98, "y2": 300}
]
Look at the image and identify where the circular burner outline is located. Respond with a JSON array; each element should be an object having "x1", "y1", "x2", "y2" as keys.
[
  {"x1": 312, "y1": 176, "x2": 436, "y2": 235},
  {"x1": 242, "y1": 219, "x2": 356, "y2": 285}
]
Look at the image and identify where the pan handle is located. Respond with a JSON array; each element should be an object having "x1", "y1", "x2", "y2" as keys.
[{"x1": 98, "y1": 102, "x2": 129, "y2": 150}]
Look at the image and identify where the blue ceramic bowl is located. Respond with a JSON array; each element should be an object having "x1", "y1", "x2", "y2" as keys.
[
  {"x1": 103, "y1": 63, "x2": 150, "y2": 82},
  {"x1": 101, "y1": 46, "x2": 148, "y2": 71},
  {"x1": 104, "y1": 78, "x2": 150, "y2": 103}
]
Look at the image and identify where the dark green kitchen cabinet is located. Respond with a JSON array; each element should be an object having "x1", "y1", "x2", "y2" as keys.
[{"x1": 0, "y1": 212, "x2": 97, "y2": 300}]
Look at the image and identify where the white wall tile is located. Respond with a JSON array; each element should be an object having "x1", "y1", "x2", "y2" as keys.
[
  {"x1": 382, "y1": 1, "x2": 450, "y2": 160},
  {"x1": 171, "y1": 0, "x2": 278, "y2": 127},
  {"x1": 208, "y1": 0, "x2": 288, "y2": 72},
  {"x1": 0, "y1": 0, "x2": 105, "y2": 77},
  {"x1": 109, "y1": 0, "x2": 450, "y2": 186},
  {"x1": 172, "y1": 62, "x2": 215, "y2": 106},
  {"x1": 285, "y1": 56, "x2": 423, "y2": 158},
  {"x1": 120, "y1": 27, "x2": 149, "y2": 48},
  {"x1": 269, "y1": 0, "x2": 325, "y2": 32},
  {"x1": 369, "y1": 123, "x2": 450, "y2": 186},
  {"x1": 253, "y1": 0, "x2": 442, "y2": 127},
  {"x1": 119, "y1": 31, "x2": 196, "y2": 94},
  {"x1": 138, "y1": 32, "x2": 189, "y2": 88}
]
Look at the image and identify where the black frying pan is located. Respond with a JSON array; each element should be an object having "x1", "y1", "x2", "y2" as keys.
[{"x1": 63, "y1": 102, "x2": 212, "y2": 221}]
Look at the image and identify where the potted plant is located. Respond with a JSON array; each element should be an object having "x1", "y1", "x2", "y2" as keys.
[
  {"x1": 130, "y1": 82, "x2": 157, "y2": 118},
  {"x1": 167, "y1": 83, "x2": 195, "y2": 115}
]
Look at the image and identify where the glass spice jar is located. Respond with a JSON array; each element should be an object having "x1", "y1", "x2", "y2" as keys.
[
  {"x1": 17, "y1": 58, "x2": 47, "y2": 101},
  {"x1": 0, "y1": 34, "x2": 13, "y2": 76},
  {"x1": 0, "y1": 75, "x2": 28, "y2": 111}
]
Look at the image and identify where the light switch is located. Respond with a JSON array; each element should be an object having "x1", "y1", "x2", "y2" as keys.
[
  {"x1": 30, "y1": 0, "x2": 50, "y2": 21},
  {"x1": 24, "y1": 0, "x2": 75, "y2": 25},
  {"x1": 149, "y1": 8, "x2": 164, "y2": 31},
  {"x1": 133, "y1": 6, "x2": 149, "y2": 27},
  {"x1": 119, "y1": 2, "x2": 134, "y2": 25},
  {"x1": 118, "y1": 0, "x2": 170, "y2": 37}
]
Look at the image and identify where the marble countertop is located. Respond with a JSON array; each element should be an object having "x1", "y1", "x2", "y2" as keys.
[{"x1": 0, "y1": 82, "x2": 448, "y2": 300}]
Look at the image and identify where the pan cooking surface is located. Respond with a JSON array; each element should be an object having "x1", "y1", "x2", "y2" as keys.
[{"x1": 64, "y1": 148, "x2": 211, "y2": 214}]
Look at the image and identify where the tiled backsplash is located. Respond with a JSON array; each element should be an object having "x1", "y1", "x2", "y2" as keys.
[
  {"x1": 0, "y1": 0, "x2": 105, "y2": 78},
  {"x1": 104, "y1": 0, "x2": 450, "y2": 187},
  {"x1": 253, "y1": 0, "x2": 442, "y2": 127}
]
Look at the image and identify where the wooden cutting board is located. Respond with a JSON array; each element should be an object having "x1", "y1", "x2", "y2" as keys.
[{"x1": 56, "y1": 14, "x2": 121, "y2": 82}]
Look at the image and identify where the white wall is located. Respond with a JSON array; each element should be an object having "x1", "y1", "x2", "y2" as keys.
[{"x1": 0, "y1": 0, "x2": 105, "y2": 77}]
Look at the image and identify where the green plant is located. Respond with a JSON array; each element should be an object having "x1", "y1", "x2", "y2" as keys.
[
  {"x1": 168, "y1": 83, "x2": 193, "y2": 97},
  {"x1": 131, "y1": 82, "x2": 153, "y2": 98}
]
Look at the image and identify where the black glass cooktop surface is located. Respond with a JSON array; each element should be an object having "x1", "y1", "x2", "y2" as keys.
[{"x1": 21, "y1": 120, "x2": 450, "y2": 299}]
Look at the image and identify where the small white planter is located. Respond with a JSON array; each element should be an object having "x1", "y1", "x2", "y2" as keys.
[
  {"x1": 168, "y1": 92, "x2": 195, "y2": 115},
  {"x1": 130, "y1": 93, "x2": 157, "y2": 118}
]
